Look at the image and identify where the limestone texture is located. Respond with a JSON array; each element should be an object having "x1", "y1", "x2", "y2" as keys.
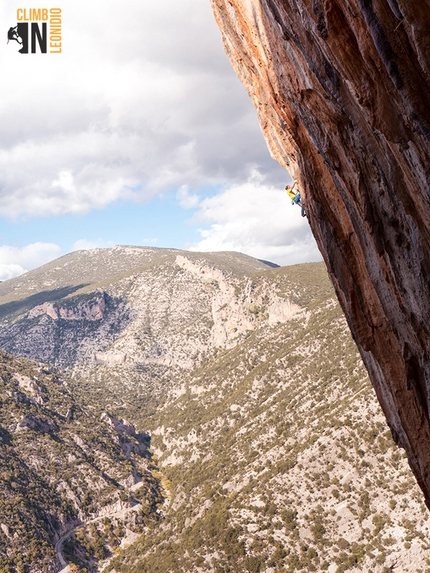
[{"x1": 210, "y1": 0, "x2": 430, "y2": 505}]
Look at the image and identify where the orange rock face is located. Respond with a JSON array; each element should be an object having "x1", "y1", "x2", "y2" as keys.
[{"x1": 210, "y1": 0, "x2": 430, "y2": 505}]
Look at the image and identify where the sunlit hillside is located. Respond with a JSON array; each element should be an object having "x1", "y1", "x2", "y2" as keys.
[{"x1": 0, "y1": 247, "x2": 428, "y2": 572}]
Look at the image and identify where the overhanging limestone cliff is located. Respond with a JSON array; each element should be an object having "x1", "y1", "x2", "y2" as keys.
[{"x1": 210, "y1": 0, "x2": 430, "y2": 505}]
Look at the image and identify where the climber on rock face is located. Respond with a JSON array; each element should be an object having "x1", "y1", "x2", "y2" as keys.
[{"x1": 285, "y1": 182, "x2": 306, "y2": 217}]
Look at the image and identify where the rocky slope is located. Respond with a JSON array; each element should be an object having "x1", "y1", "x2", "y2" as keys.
[
  {"x1": 97, "y1": 260, "x2": 429, "y2": 573},
  {"x1": 0, "y1": 351, "x2": 164, "y2": 573},
  {"x1": 210, "y1": 0, "x2": 430, "y2": 506},
  {"x1": 1, "y1": 248, "x2": 429, "y2": 571},
  {"x1": 0, "y1": 246, "x2": 285, "y2": 372}
]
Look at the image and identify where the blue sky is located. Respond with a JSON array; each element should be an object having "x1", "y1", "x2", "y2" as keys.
[
  {"x1": 0, "y1": 188, "x2": 218, "y2": 252},
  {"x1": 0, "y1": 192, "x2": 203, "y2": 252},
  {"x1": 0, "y1": 0, "x2": 321, "y2": 280}
]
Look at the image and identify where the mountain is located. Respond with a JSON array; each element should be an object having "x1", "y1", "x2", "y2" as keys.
[
  {"x1": 0, "y1": 246, "x2": 429, "y2": 572},
  {"x1": 0, "y1": 246, "x2": 275, "y2": 370},
  {"x1": 210, "y1": 0, "x2": 430, "y2": 506},
  {"x1": 0, "y1": 350, "x2": 166, "y2": 573}
]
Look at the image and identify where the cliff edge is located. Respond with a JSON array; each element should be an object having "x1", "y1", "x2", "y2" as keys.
[{"x1": 210, "y1": 0, "x2": 430, "y2": 505}]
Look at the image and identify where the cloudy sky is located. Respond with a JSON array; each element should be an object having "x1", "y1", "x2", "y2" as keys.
[{"x1": 0, "y1": 0, "x2": 321, "y2": 281}]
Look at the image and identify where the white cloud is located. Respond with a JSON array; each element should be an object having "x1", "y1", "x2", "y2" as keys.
[
  {"x1": 0, "y1": 264, "x2": 26, "y2": 282},
  {"x1": 176, "y1": 186, "x2": 199, "y2": 209},
  {"x1": 0, "y1": 243, "x2": 62, "y2": 281},
  {"x1": 0, "y1": 2, "x2": 318, "y2": 270},
  {"x1": 188, "y1": 173, "x2": 322, "y2": 266},
  {"x1": 52, "y1": 171, "x2": 76, "y2": 193},
  {"x1": 0, "y1": 0, "x2": 285, "y2": 219},
  {"x1": 141, "y1": 238, "x2": 159, "y2": 245},
  {"x1": 71, "y1": 239, "x2": 114, "y2": 252}
]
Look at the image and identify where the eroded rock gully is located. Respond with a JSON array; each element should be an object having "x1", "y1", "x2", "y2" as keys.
[{"x1": 210, "y1": 0, "x2": 430, "y2": 505}]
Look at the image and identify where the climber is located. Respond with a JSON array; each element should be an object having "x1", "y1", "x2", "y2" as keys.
[
  {"x1": 285, "y1": 182, "x2": 306, "y2": 217},
  {"x1": 7, "y1": 26, "x2": 22, "y2": 44}
]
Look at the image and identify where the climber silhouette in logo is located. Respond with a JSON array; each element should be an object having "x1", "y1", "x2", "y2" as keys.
[{"x1": 7, "y1": 25, "x2": 22, "y2": 46}]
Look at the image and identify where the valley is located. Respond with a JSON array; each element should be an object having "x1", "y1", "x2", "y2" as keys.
[{"x1": 0, "y1": 246, "x2": 428, "y2": 572}]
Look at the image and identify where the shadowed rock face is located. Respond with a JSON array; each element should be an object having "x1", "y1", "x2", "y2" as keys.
[{"x1": 210, "y1": 0, "x2": 430, "y2": 505}]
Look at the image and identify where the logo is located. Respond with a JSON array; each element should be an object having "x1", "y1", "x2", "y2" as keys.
[{"x1": 7, "y1": 8, "x2": 62, "y2": 54}]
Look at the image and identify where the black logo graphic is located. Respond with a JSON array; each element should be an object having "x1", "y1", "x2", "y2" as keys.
[
  {"x1": 7, "y1": 25, "x2": 22, "y2": 46},
  {"x1": 7, "y1": 22, "x2": 47, "y2": 53}
]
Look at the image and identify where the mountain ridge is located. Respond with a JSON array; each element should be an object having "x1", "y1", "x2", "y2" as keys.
[{"x1": 0, "y1": 247, "x2": 299, "y2": 372}]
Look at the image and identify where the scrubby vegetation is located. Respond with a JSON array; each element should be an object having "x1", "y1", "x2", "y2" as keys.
[
  {"x1": 0, "y1": 249, "x2": 428, "y2": 572},
  {"x1": 0, "y1": 351, "x2": 163, "y2": 572}
]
